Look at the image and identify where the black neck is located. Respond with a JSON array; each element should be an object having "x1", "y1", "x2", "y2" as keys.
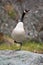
[{"x1": 21, "y1": 12, "x2": 26, "y2": 22}]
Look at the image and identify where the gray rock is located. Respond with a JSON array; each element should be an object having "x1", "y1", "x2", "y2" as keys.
[
  {"x1": 0, "y1": 50, "x2": 43, "y2": 65},
  {"x1": 39, "y1": 31, "x2": 43, "y2": 42}
]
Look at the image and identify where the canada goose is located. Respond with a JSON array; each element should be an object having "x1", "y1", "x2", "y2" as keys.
[{"x1": 11, "y1": 9, "x2": 30, "y2": 50}]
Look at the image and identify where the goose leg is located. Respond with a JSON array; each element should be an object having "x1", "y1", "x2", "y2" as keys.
[{"x1": 14, "y1": 41, "x2": 22, "y2": 50}]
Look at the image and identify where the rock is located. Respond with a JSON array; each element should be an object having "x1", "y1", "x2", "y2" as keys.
[
  {"x1": 39, "y1": 31, "x2": 43, "y2": 42},
  {"x1": 0, "y1": 32, "x2": 4, "y2": 43},
  {"x1": 0, "y1": 50, "x2": 43, "y2": 65}
]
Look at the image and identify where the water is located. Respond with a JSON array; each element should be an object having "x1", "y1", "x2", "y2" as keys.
[{"x1": 0, "y1": 50, "x2": 43, "y2": 65}]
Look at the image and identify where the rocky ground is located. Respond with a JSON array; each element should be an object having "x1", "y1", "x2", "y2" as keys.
[
  {"x1": 0, "y1": 50, "x2": 43, "y2": 65},
  {"x1": 0, "y1": 0, "x2": 43, "y2": 42}
]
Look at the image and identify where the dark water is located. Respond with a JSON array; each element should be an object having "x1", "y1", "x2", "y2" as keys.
[{"x1": 0, "y1": 50, "x2": 43, "y2": 65}]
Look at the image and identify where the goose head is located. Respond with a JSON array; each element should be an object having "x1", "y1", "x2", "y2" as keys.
[
  {"x1": 21, "y1": 9, "x2": 30, "y2": 22},
  {"x1": 24, "y1": 9, "x2": 30, "y2": 14}
]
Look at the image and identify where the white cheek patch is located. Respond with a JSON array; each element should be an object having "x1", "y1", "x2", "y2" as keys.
[{"x1": 24, "y1": 10, "x2": 26, "y2": 13}]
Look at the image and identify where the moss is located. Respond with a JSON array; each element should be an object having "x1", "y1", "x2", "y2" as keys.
[
  {"x1": 0, "y1": 41, "x2": 43, "y2": 53},
  {"x1": 8, "y1": 10, "x2": 18, "y2": 20},
  {"x1": 22, "y1": 41, "x2": 43, "y2": 53},
  {"x1": 8, "y1": 10, "x2": 16, "y2": 18},
  {"x1": 0, "y1": 35, "x2": 43, "y2": 53},
  {"x1": 0, "y1": 43, "x2": 19, "y2": 50}
]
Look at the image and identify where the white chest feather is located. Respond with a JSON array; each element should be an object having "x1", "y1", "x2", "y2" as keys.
[
  {"x1": 11, "y1": 22, "x2": 26, "y2": 42},
  {"x1": 15, "y1": 22, "x2": 24, "y2": 32}
]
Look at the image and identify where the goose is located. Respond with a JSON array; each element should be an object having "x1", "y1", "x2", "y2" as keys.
[{"x1": 11, "y1": 9, "x2": 30, "y2": 50}]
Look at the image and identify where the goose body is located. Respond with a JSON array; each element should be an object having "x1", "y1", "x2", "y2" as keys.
[
  {"x1": 11, "y1": 9, "x2": 30, "y2": 49},
  {"x1": 11, "y1": 22, "x2": 26, "y2": 42}
]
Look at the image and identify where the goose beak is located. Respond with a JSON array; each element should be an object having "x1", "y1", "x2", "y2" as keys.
[
  {"x1": 26, "y1": 9, "x2": 30, "y2": 12},
  {"x1": 24, "y1": 9, "x2": 30, "y2": 13}
]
